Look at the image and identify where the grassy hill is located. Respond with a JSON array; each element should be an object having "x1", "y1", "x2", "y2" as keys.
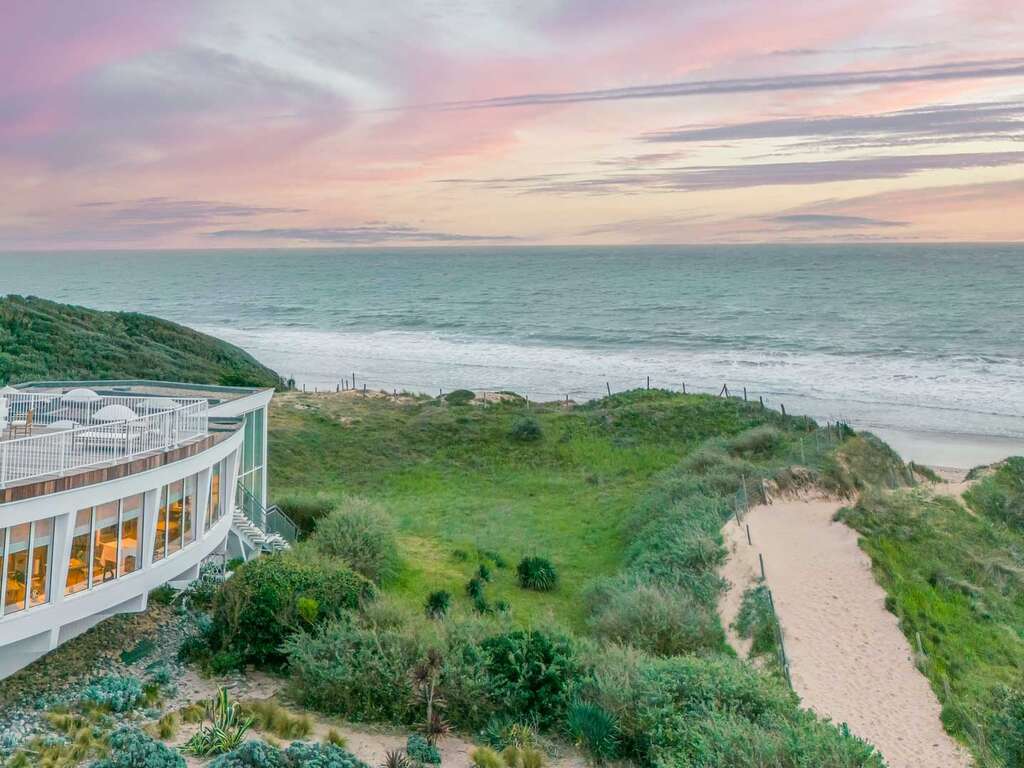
[{"x1": 0, "y1": 295, "x2": 281, "y2": 388}]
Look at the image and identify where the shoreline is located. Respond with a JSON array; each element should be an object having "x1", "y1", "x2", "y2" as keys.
[{"x1": 871, "y1": 426, "x2": 1024, "y2": 470}]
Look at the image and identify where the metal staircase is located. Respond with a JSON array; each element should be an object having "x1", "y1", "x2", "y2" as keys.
[{"x1": 232, "y1": 481, "x2": 298, "y2": 559}]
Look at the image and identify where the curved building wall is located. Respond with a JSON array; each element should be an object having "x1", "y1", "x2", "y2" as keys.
[{"x1": 0, "y1": 427, "x2": 243, "y2": 678}]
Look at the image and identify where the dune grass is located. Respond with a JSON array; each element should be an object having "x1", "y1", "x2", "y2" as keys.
[
  {"x1": 268, "y1": 389, "x2": 788, "y2": 629},
  {"x1": 839, "y1": 466, "x2": 1024, "y2": 767}
]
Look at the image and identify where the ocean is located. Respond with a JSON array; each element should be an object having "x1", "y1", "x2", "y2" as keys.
[{"x1": 2, "y1": 245, "x2": 1023, "y2": 458}]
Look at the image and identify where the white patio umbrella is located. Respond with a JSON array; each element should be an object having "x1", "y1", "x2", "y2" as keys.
[
  {"x1": 92, "y1": 404, "x2": 139, "y2": 422},
  {"x1": 0, "y1": 385, "x2": 20, "y2": 395},
  {"x1": 62, "y1": 388, "x2": 102, "y2": 403}
]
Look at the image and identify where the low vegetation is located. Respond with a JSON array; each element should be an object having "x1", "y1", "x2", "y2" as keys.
[
  {"x1": 839, "y1": 457, "x2": 1024, "y2": 767},
  {"x1": 0, "y1": 295, "x2": 282, "y2": 387}
]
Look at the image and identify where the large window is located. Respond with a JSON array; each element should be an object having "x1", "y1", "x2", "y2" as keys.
[
  {"x1": 151, "y1": 472, "x2": 204, "y2": 562},
  {"x1": 66, "y1": 509, "x2": 92, "y2": 595},
  {"x1": 66, "y1": 492, "x2": 147, "y2": 597},
  {"x1": 119, "y1": 494, "x2": 143, "y2": 577},
  {"x1": 206, "y1": 462, "x2": 222, "y2": 532},
  {"x1": 1, "y1": 518, "x2": 55, "y2": 614},
  {"x1": 3, "y1": 524, "x2": 30, "y2": 614},
  {"x1": 237, "y1": 408, "x2": 266, "y2": 512},
  {"x1": 30, "y1": 519, "x2": 53, "y2": 607}
]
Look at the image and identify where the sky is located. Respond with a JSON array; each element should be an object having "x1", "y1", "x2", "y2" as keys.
[{"x1": 2, "y1": 0, "x2": 1023, "y2": 248}]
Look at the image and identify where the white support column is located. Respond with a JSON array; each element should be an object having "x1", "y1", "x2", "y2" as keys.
[{"x1": 142, "y1": 487, "x2": 160, "y2": 570}]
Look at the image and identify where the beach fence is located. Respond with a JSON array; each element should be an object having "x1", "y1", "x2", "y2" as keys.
[
  {"x1": 288, "y1": 373, "x2": 858, "y2": 428},
  {"x1": 733, "y1": 481, "x2": 794, "y2": 690}
]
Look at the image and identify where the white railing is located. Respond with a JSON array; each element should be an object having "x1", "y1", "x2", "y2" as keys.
[
  {"x1": 0, "y1": 399, "x2": 208, "y2": 489},
  {"x1": 2, "y1": 392, "x2": 206, "y2": 429}
]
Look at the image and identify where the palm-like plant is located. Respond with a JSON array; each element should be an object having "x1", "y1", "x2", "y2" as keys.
[
  {"x1": 411, "y1": 648, "x2": 450, "y2": 747},
  {"x1": 182, "y1": 686, "x2": 254, "y2": 756}
]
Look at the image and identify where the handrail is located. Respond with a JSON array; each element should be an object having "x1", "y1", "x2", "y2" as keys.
[
  {"x1": 0, "y1": 400, "x2": 208, "y2": 489},
  {"x1": 235, "y1": 480, "x2": 298, "y2": 545}
]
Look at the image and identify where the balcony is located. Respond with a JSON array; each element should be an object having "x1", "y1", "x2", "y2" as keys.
[{"x1": 0, "y1": 391, "x2": 209, "y2": 489}]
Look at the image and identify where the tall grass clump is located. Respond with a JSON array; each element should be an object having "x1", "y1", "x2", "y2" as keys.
[
  {"x1": 963, "y1": 456, "x2": 1024, "y2": 530},
  {"x1": 273, "y1": 494, "x2": 336, "y2": 536},
  {"x1": 734, "y1": 585, "x2": 781, "y2": 669},
  {"x1": 310, "y1": 496, "x2": 401, "y2": 583}
]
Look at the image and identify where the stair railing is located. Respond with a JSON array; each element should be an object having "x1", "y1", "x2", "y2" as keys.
[{"x1": 235, "y1": 481, "x2": 298, "y2": 545}]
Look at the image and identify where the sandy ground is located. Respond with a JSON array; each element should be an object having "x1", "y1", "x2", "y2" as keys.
[
  {"x1": 165, "y1": 671, "x2": 585, "y2": 768},
  {"x1": 719, "y1": 496, "x2": 971, "y2": 768}
]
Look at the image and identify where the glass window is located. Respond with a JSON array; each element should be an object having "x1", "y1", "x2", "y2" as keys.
[
  {"x1": 166, "y1": 479, "x2": 183, "y2": 555},
  {"x1": 183, "y1": 475, "x2": 196, "y2": 545},
  {"x1": 207, "y1": 463, "x2": 222, "y2": 531},
  {"x1": 253, "y1": 408, "x2": 265, "y2": 469},
  {"x1": 4, "y1": 523, "x2": 30, "y2": 614},
  {"x1": 29, "y1": 519, "x2": 53, "y2": 607},
  {"x1": 92, "y1": 502, "x2": 119, "y2": 586},
  {"x1": 66, "y1": 508, "x2": 92, "y2": 594},
  {"x1": 243, "y1": 414, "x2": 255, "y2": 475},
  {"x1": 154, "y1": 487, "x2": 168, "y2": 562},
  {"x1": 120, "y1": 494, "x2": 143, "y2": 576},
  {"x1": 0, "y1": 528, "x2": 5, "y2": 606}
]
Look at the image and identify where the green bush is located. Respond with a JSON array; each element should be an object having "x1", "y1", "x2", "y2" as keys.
[
  {"x1": 81, "y1": 675, "x2": 144, "y2": 713},
  {"x1": 586, "y1": 580, "x2": 724, "y2": 655},
  {"x1": 481, "y1": 630, "x2": 581, "y2": 727},
  {"x1": 283, "y1": 742, "x2": 371, "y2": 768},
  {"x1": 515, "y1": 557, "x2": 557, "y2": 592},
  {"x1": 284, "y1": 615, "x2": 424, "y2": 722},
  {"x1": 275, "y1": 494, "x2": 337, "y2": 536},
  {"x1": 964, "y1": 456, "x2": 1024, "y2": 530},
  {"x1": 508, "y1": 417, "x2": 542, "y2": 443},
  {"x1": 990, "y1": 682, "x2": 1024, "y2": 767},
  {"x1": 726, "y1": 425, "x2": 784, "y2": 459},
  {"x1": 92, "y1": 727, "x2": 185, "y2": 768},
  {"x1": 565, "y1": 701, "x2": 619, "y2": 763},
  {"x1": 406, "y1": 734, "x2": 441, "y2": 765},
  {"x1": 445, "y1": 389, "x2": 476, "y2": 406},
  {"x1": 479, "y1": 716, "x2": 538, "y2": 750},
  {"x1": 211, "y1": 552, "x2": 373, "y2": 666},
  {"x1": 310, "y1": 497, "x2": 401, "y2": 583},
  {"x1": 425, "y1": 590, "x2": 451, "y2": 619},
  {"x1": 734, "y1": 585, "x2": 780, "y2": 661},
  {"x1": 208, "y1": 740, "x2": 285, "y2": 768},
  {"x1": 470, "y1": 746, "x2": 503, "y2": 768}
]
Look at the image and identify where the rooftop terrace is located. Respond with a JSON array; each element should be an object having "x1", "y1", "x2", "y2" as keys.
[{"x1": 0, "y1": 389, "x2": 209, "y2": 490}]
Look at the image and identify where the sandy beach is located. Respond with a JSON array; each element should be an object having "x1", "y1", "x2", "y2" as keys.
[{"x1": 719, "y1": 495, "x2": 970, "y2": 768}]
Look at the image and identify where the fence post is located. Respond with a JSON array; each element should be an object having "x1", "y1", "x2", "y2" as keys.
[
  {"x1": 746, "y1": 524, "x2": 752, "y2": 545},
  {"x1": 682, "y1": 382, "x2": 686, "y2": 394},
  {"x1": 606, "y1": 382, "x2": 611, "y2": 396},
  {"x1": 759, "y1": 553, "x2": 766, "y2": 580}
]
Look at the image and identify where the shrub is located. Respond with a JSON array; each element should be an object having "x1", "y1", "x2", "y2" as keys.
[
  {"x1": 208, "y1": 740, "x2": 285, "y2": 768},
  {"x1": 964, "y1": 456, "x2": 1024, "y2": 530},
  {"x1": 406, "y1": 734, "x2": 441, "y2": 765},
  {"x1": 515, "y1": 557, "x2": 557, "y2": 592},
  {"x1": 480, "y1": 716, "x2": 539, "y2": 750},
  {"x1": 183, "y1": 687, "x2": 254, "y2": 757},
  {"x1": 325, "y1": 729, "x2": 347, "y2": 748},
  {"x1": 508, "y1": 417, "x2": 542, "y2": 443},
  {"x1": 991, "y1": 683, "x2": 1024, "y2": 767},
  {"x1": 425, "y1": 590, "x2": 451, "y2": 619},
  {"x1": 726, "y1": 425, "x2": 784, "y2": 458},
  {"x1": 565, "y1": 701, "x2": 619, "y2": 763},
  {"x1": 734, "y1": 585, "x2": 780, "y2": 660},
  {"x1": 445, "y1": 389, "x2": 476, "y2": 406},
  {"x1": 283, "y1": 741, "x2": 371, "y2": 768},
  {"x1": 211, "y1": 552, "x2": 373, "y2": 665},
  {"x1": 587, "y1": 581, "x2": 724, "y2": 655},
  {"x1": 92, "y1": 727, "x2": 185, "y2": 768},
  {"x1": 275, "y1": 494, "x2": 336, "y2": 536},
  {"x1": 310, "y1": 497, "x2": 401, "y2": 583},
  {"x1": 470, "y1": 746, "x2": 502, "y2": 768},
  {"x1": 149, "y1": 584, "x2": 176, "y2": 604},
  {"x1": 242, "y1": 699, "x2": 314, "y2": 739},
  {"x1": 81, "y1": 675, "x2": 144, "y2": 713},
  {"x1": 481, "y1": 630, "x2": 581, "y2": 727},
  {"x1": 466, "y1": 576, "x2": 486, "y2": 600},
  {"x1": 284, "y1": 615, "x2": 424, "y2": 723}
]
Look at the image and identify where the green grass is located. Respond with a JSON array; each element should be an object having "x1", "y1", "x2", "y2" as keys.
[
  {"x1": 839, "y1": 472, "x2": 1024, "y2": 767},
  {"x1": 269, "y1": 389, "x2": 788, "y2": 629},
  {"x1": 0, "y1": 295, "x2": 281, "y2": 387}
]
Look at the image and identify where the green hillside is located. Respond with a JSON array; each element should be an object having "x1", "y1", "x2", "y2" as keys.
[{"x1": 0, "y1": 295, "x2": 281, "y2": 388}]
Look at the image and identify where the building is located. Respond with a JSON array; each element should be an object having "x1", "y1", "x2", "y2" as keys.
[{"x1": 0, "y1": 380, "x2": 293, "y2": 679}]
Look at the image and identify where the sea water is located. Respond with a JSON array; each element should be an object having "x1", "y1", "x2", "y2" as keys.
[{"x1": 2, "y1": 244, "x2": 1022, "y2": 452}]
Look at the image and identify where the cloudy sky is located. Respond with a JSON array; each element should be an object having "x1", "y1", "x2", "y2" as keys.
[{"x1": 3, "y1": 0, "x2": 1023, "y2": 248}]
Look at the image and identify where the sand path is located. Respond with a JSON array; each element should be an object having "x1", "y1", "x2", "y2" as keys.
[{"x1": 719, "y1": 498, "x2": 970, "y2": 768}]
